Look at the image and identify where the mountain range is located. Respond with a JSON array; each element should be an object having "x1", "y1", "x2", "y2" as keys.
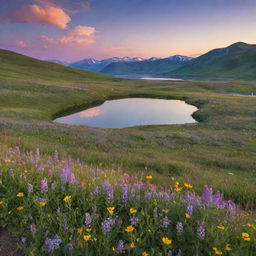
[{"x1": 41, "y1": 42, "x2": 256, "y2": 80}]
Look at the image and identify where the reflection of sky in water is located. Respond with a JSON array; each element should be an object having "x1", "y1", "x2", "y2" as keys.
[{"x1": 55, "y1": 98, "x2": 198, "y2": 128}]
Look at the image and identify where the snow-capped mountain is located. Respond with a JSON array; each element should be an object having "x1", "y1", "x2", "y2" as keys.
[{"x1": 167, "y1": 55, "x2": 193, "y2": 62}]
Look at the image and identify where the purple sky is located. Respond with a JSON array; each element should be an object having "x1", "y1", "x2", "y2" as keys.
[{"x1": 1, "y1": 0, "x2": 256, "y2": 61}]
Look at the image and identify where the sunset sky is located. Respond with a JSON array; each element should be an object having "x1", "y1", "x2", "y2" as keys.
[{"x1": 1, "y1": 0, "x2": 256, "y2": 61}]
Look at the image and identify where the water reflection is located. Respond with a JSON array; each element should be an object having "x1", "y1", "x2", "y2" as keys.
[{"x1": 54, "y1": 98, "x2": 198, "y2": 128}]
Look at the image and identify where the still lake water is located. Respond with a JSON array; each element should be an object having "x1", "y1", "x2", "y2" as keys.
[{"x1": 54, "y1": 98, "x2": 198, "y2": 128}]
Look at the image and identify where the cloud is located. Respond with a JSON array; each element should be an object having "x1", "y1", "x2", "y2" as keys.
[
  {"x1": 11, "y1": 3, "x2": 71, "y2": 29},
  {"x1": 39, "y1": 25, "x2": 96, "y2": 45},
  {"x1": 15, "y1": 40, "x2": 31, "y2": 48},
  {"x1": 79, "y1": 108, "x2": 102, "y2": 118}
]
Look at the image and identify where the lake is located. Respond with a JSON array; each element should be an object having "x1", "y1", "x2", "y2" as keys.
[{"x1": 54, "y1": 98, "x2": 198, "y2": 128}]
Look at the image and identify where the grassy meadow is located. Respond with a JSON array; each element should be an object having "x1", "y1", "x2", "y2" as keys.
[{"x1": 0, "y1": 49, "x2": 256, "y2": 254}]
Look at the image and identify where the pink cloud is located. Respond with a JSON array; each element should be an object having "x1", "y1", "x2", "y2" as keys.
[
  {"x1": 12, "y1": 3, "x2": 71, "y2": 29},
  {"x1": 39, "y1": 25, "x2": 96, "y2": 45},
  {"x1": 79, "y1": 108, "x2": 102, "y2": 118},
  {"x1": 15, "y1": 40, "x2": 30, "y2": 48}
]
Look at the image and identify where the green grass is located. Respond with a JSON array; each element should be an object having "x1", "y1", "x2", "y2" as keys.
[{"x1": 0, "y1": 49, "x2": 256, "y2": 209}]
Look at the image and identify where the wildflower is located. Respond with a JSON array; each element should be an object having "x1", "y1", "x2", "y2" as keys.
[
  {"x1": 30, "y1": 224, "x2": 36, "y2": 234},
  {"x1": 122, "y1": 184, "x2": 129, "y2": 203},
  {"x1": 59, "y1": 167, "x2": 76, "y2": 184},
  {"x1": 224, "y1": 244, "x2": 232, "y2": 251},
  {"x1": 17, "y1": 206, "x2": 24, "y2": 211},
  {"x1": 16, "y1": 192, "x2": 24, "y2": 197},
  {"x1": 85, "y1": 213, "x2": 92, "y2": 228},
  {"x1": 28, "y1": 184, "x2": 33, "y2": 193},
  {"x1": 174, "y1": 187, "x2": 182, "y2": 192},
  {"x1": 212, "y1": 247, "x2": 223, "y2": 255},
  {"x1": 63, "y1": 195, "x2": 72, "y2": 202},
  {"x1": 86, "y1": 228, "x2": 91, "y2": 233},
  {"x1": 197, "y1": 225, "x2": 205, "y2": 240},
  {"x1": 128, "y1": 216, "x2": 139, "y2": 226},
  {"x1": 162, "y1": 237, "x2": 172, "y2": 245},
  {"x1": 129, "y1": 242, "x2": 135, "y2": 249},
  {"x1": 83, "y1": 235, "x2": 91, "y2": 241},
  {"x1": 125, "y1": 225, "x2": 135, "y2": 232},
  {"x1": 178, "y1": 249, "x2": 182, "y2": 256},
  {"x1": 77, "y1": 228, "x2": 83, "y2": 235},
  {"x1": 217, "y1": 225, "x2": 225, "y2": 230},
  {"x1": 66, "y1": 243, "x2": 73, "y2": 252},
  {"x1": 0, "y1": 201, "x2": 4, "y2": 205},
  {"x1": 185, "y1": 213, "x2": 191, "y2": 219},
  {"x1": 176, "y1": 222, "x2": 183, "y2": 233},
  {"x1": 161, "y1": 216, "x2": 170, "y2": 228},
  {"x1": 184, "y1": 183, "x2": 193, "y2": 189},
  {"x1": 81, "y1": 180, "x2": 86, "y2": 186},
  {"x1": 202, "y1": 185, "x2": 213, "y2": 204},
  {"x1": 21, "y1": 237, "x2": 27, "y2": 243},
  {"x1": 45, "y1": 235, "x2": 62, "y2": 252},
  {"x1": 162, "y1": 209, "x2": 169, "y2": 213},
  {"x1": 40, "y1": 178, "x2": 48, "y2": 193},
  {"x1": 130, "y1": 208, "x2": 137, "y2": 214},
  {"x1": 39, "y1": 201, "x2": 47, "y2": 207},
  {"x1": 246, "y1": 223, "x2": 254, "y2": 228},
  {"x1": 101, "y1": 218, "x2": 116, "y2": 234},
  {"x1": 117, "y1": 240, "x2": 125, "y2": 254},
  {"x1": 186, "y1": 205, "x2": 193, "y2": 216},
  {"x1": 107, "y1": 207, "x2": 115, "y2": 215},
  {"x1": 241, "y1": 232, "x2": 250, "y2": 241},
  {"x1": 142, "y1": 252, "x2": 149, "y2": 256},
  {"x1": 167, "y1": 250, "x2": 172, "y2": 256}
]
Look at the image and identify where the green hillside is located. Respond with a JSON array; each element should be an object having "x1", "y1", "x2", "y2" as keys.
[{"x1": 165, "y1": 42, "x2": 256, "y2": 80}]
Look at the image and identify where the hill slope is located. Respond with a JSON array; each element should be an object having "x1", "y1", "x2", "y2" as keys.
[
  {"x1": 101, "y1": 55, "x2": 192, "y2": 75},
  {"x1": 164, "y1": 42, "x2": 256, "y2": 80}
]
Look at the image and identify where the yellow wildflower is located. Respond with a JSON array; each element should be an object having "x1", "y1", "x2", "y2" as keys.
[
  {"x1": 125, "y1": 225, "x2": 135, "y2": 232},
  {"x1": 17, "y1": 206, "x2": 24, "y2": 211},
  {"x1": 146, "y1": 175, "x2": 153, "y2": 180},
  {"x1": 246, "y1": 223, "x2": 254, "y2": 228},
  {"x1": 184, "y1": 183, "x2": 193, "y2": 189},
  {"x1": 39, "y1": 201, "x2": 47, "y2": 207},
  {"x1": 174, "y1": 187, "x2": 182, "y2": 192},
  {"x1": 129, "y1": 242, "x2": 135, "y2": 249},
  {"x1": 81, "y1": 180, "x2": 86, "y2": 186},
  {"x1": 112, "y1": 247, "x2": 116, "y2": 252},
  {"x1": 224, "y1": 244, "x2": 232, "y2": 251},
  {"x1": 130, "y1": 208, "x2": 137, "y2": 214},
  {"x1": 217, "y1": 225, "x2": 225, "y2": 230},
  {"x1": 86, "y1": 228, "x2": 91, "y2": 233},
  {"x1": 162, "y1": 209, "x2": 169, "y2": 213},
  {"x1": 107, "y1": 207, "x2": 115, "y2": 215},
  {"x1": 0, "y1": 201, "x2": 4, "y2": 205},
  {"x1": 16, "y1": 192, "x2": 24, "y2": 198},
  {"x1": 5, "y1": 159, "x2": 10, "y2": 163},
  {"x1": 185, "y1": 213, "x2": 191, "y2": 219},
  {"x1": 162, "y1": 237, "x2": 172, "y2": 245},
  {"x1": 142, "y1": 252, "x2": 149, "y2": 256},
  {"x1": 77, "y1": 228, "x2": 83, "y2": 235},
  {"x1": 213, "y1": 247, "x2": 223, "y2": 255},
  {"x1": 83, "y1": 235, "x2": 91, "y2": 241},
  {"x1": 174, "y1": 181, "x2": 179, "y2": 187},
  {"x1": 241, "y1": 232, "x2": 250, "y2": 241},
  {"x1": 63, "y1": 195, "x2": 72, "y2": 202}
]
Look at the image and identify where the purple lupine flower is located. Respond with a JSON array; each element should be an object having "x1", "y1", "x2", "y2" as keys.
[
  {"x1": 167, "y1": 250, "x2": 172, "y2": 256},
  {"x1": 21, "y1": 237, "x2": 27, "y2": 243},
  {"x1": 45, "y1": 235, "x2": 62, "y2": 252},
  {"x1": 178, "y1": 249, "x2": 182, "y2": 256},
  {"x1": 30, "y1": 223, "x2": 36, "y2": 234},
  {"x1": 145, "y1": 192, "x2": 153, "y2": 200},
  {"x1": 40, "y1": 178, "x2": 48, "y2": 193},
  {"x1": 107, "y1": 186, "x2": 114, "y2": 200},
  {"x1": 201, "y1": 185, "x2": 213, "y2": 204},
  {"x1": 129, "y1": 217, "x2": 139, "y2": 226},
  {"x1": 85, "y1": 213, "x2": 92, "y2": 228},
  {"x1": 117, "y1": 240, "x2": 125, "y2": 254},
  {"x1": 130, "y1": 188, "x2": 136, "y2": 198},
  {"x1": 161, "y1": 216, "x2": 170, "y2": 228},
  {"x1": 66, "y1": 243, "x2": 73, "y2": 253},
  {"x1": 176, "y1": 222, "x2": 183, "y2": 233},
  {"x1": 122, "y1": 184, "x2": 129, "y2": 203},
  {"x1": 101, "y1": 218, "x2": 116, "y2": 234},
  {"x1": 59, "y1": 167, "x2": 77, "y2": 184},
  {"x1": 186, "y1": 205, "x2": 193, "y2": 216},
  {"x1": 197, "y1": 225, "x2": 205, "y2": 240},
  {"x1": 94, "y1": 186, "x2": 99, "y2": 196},
  {"x1": 28, "y1": 183, "x2": 33, "y2": 193},
  {"x1": 35, "y1": 148, "x2": 40, "y2": 166}
]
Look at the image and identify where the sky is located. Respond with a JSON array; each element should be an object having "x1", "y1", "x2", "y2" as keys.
[{"x1": 1, "y1": 0, "x2": 256, "y2": 62}]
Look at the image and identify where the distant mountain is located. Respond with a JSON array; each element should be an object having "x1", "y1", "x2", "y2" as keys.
[
  {"x1": 69, "y1": 57, "x2": 145, "y2": 72},
  {"x1": 164, "y1": 42, "x2": 256, "y2": 80},
  {"x1": 100, "y1": 55, "x2": 193, "y2": 75}
]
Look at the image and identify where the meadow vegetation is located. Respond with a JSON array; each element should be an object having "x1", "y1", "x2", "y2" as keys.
[{"x1": 0, "y1": 50, "x2": 256, "y2": 254}]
